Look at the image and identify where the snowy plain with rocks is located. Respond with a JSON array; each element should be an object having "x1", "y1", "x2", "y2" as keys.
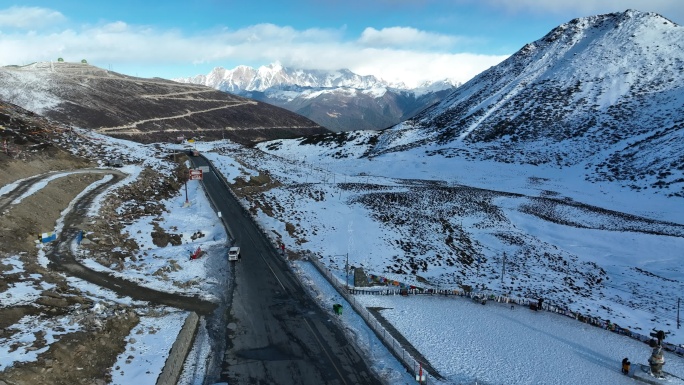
[
  {"x1": 203, "y1": 133, "x2": 684, "y2": 384},
  {"x1": 1, "y1": 128, "x2": 682, "y2": 384}
]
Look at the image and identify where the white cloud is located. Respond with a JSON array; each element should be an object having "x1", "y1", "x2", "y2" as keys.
[
  {"x1": 0, "y1": 6, "x2": 65, "y2": 29},
  {"x1": 224, "y1": 24, "x2": 343, "y2": 43},
  {"x1": 476, "y1": 0, "x2": 684, "y2": 23},
  {"x1": 349, "y1": 49, "x2": 507, "y2": 86},
  {"x1": 99, "y1": 21, "x2": 129, "y2": 33},
  {"x1": 358, "y1": 26, "x2": 461, "y2": 49},
  {"x1": 0, "y1": 18, "x2": 505, "y2": 87}
]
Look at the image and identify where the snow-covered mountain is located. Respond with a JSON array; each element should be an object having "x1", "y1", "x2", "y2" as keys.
[
  {"x1": 181, "y1": 63, "x2": 386, "y2": 92},
  {"x1": 0, "y1": 62, "x2": 327, "y2": 144},
  {"x1": 295, "y1": 10, "x2": 682, "y2": 197},
  {"x1": 249, "y1": 10, "x2": 684, "y2": 356},
  {"x1": 175, "y1": 63, "x2": 459, "y2": 132}
]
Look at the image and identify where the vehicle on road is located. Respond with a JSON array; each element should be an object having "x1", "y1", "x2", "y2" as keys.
[
  {"x1": 106, "y1": 158, "x2": 123, "y2": 167},
  {"x1": 228, "y1": 246, "x2": 241, "y2": 261}
]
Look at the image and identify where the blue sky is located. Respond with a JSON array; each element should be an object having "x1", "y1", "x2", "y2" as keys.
[{"x1": 1, "y1": 0, "x2": 682, "y2": 86}]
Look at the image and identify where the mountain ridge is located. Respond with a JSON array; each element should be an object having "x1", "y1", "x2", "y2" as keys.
[
  {"x1": 370, "y1": 9, "x2": 684, "y2": 196},
  {"x1": 175, "y1": 63, "x2": 459, "y2": 132},
  {"x1": 0, "y1": 62, "x2": 328, "y2": 144},
  {"x1": 263, "y1": 10, "x2": 683, "y2": 198}
]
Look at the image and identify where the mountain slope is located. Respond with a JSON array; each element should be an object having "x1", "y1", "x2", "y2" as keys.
[
  {"x1": 175, "y1": 63, "x2": 458, "y2": 132},
  {"x1": 365, "y1": 10, "x2": 684, "y2": 196},
  {"x1": 247, "y1": 11, "x2": 684, "y2": 348},
  {"x1": 0, "y1": 62, "x2": 328, "y2": 144}
]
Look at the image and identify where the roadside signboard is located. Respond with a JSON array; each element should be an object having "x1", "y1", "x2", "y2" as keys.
[
  {"x1": 189, "y1": 169, "x2": 203, "y2": 180},
  {"x1": 41, "y1": 232, "x2": 56, "y2": 243}
]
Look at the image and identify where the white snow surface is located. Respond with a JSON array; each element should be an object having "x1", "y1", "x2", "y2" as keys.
[
  {"x1": 198, "y1": 135, "x2": 684, "y2": 383},
  {"x1": 2, "y1": 131, "x2": 682, "y2": 384},
  {"x1": 110, "y1": 311, "x2": 187, "y2": 385},
  {"x1": 0, "y1": 66, "x2": 62, "y2": 113},
  {"x1": 0, "y1": 134, "x2": 227, "y2": 383},
  {"x1": 79, "y1": 176, "x2": 228, "y2": 301},
  {"x1": 356, "y1": 293, "x2": 684, "y2": 384},
  {"x1": 3, "y1": 11, "x2": 682, "y2": 383},
  {"x1": 0, "y1": 315, "x2": 82, "y2": 371},
  {"x1": 175, "y1": 62, "x2": 457, "y2": 94},
  {"x1": 294, "y1": 254, "x2": 679, "y2": 383},
  {"x1": 174, "y1": 62, "x2": 456, "y2": 107}
]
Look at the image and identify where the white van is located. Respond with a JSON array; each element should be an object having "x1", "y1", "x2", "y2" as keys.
[{"x1": 228, "y1": 246, "x2": 241, "y2": 261}]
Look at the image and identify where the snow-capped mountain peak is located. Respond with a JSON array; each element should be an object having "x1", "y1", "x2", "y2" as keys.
[
  {"x1": 177, "y1": 63, "x2": 394, "y2": 93},
  {"x1": 175, "y1": 64, "x2": 460, "y2": 132},
  {"x1": 364, "y1": 10, "x2": 683, "y2": 196}
]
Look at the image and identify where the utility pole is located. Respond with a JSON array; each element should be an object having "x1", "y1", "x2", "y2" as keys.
[
  {"x1": 346, "y1": 253, "x2": 349, "y2": 290},
  {"x1": 184, "y1": 170, "x2": 189, "y2": 205},
  {"x1": 334, "y1": 254, "x2": 349, "y2": 290},
  {"x1": 501, "y1": 252, "x2": 506, "y2": 284},
  {"x1": 678, "y1": 298, "x2": 681, "y2": 329}
]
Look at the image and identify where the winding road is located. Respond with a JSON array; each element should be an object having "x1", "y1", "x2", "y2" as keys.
[
  {"x1": 2, "y1": 169, "x2": 218, "y2": 315},
  {"x1": 4, "y1": 164, "x2": 383, "y2": 383}
]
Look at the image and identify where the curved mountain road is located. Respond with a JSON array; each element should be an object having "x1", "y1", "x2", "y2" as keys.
[
  {"x1": 0, "y1": 170, "x2": 101, "y2": 212},
  {"x1": 7, "y1": 169, "x2": 218, "y2": 315},
  {"x1": 96, "y1": 101, "x2": 256, "y2": 133}
]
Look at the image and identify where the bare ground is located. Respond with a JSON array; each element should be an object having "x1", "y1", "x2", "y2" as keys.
[
  {"x1": 0, "y1": 154, "x2": 144, "y2": 384},
  {"x1": 0, "y1": 99, "x2": 224, "y2": 384}
]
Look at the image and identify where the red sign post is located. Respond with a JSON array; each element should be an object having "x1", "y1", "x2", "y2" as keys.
[
  {"x1": 184, "y1": 169, "x2": 203, "y2": 206},
  {"x1": 189, "y1": 169, "x2": 203, "y2": 180}
]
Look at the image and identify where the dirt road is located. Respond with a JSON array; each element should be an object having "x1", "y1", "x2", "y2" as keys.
[{"x1": 9, "y1": 169, "x2": 218, "y2": 314}]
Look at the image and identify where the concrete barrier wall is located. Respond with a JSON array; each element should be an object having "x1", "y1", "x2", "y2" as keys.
[{"x1": 156, "y1": 312, "x2": 200, "y2": 385}]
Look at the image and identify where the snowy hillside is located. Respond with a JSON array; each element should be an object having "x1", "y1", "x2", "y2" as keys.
[
  {"x1": 175, "y1": 63, "x2": 459, "y2": 132},
  {"x1": 2, "y1": 98, "x2": 682, "y2": 383},
  {"x1": 363, "y1": 10, "x2": 683, "y2": 197},
  {"x1": 0, "y1": 62, "x2": 327, "y2": 144},
  {"x1": 234, "y1": 10, "x2": 684, "y2": 354}
]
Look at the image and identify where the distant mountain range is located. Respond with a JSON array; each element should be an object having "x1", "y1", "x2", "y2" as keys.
[
  {"x1": 0, "y1": 62, "x2": 327, "y2": 144},
  {"x1": 174, "y1": 63, "x2": 459, "y2": 132},
  {"x1": 267, "y1": 10, "x2": 684, "y2": 197},
  {"x1": 1, "y1": 10, "x2": 680, "y2": 199}
]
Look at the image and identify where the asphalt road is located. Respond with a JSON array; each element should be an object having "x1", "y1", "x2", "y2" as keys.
[{"x1": 191, "y1": 156, "x2": 382, "y2": 385}]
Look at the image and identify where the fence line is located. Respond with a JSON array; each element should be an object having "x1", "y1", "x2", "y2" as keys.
[
  {"x1": 305, "y1": 252, "x2": 459, "y2": 384},
  {"x1": 345, "y1": 286, "x2": 684, "y2": 358}
]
